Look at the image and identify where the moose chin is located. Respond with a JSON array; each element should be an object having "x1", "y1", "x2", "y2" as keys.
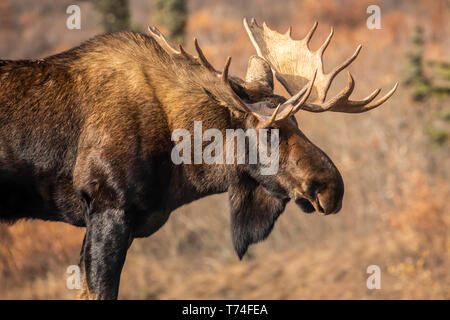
[{"x1": 0, "y1": 17, "x2": 397, "y2": 299}]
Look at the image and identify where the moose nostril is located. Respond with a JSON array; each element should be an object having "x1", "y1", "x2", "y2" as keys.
[
  {"x1": 316, "y1": 198, "x2": 325, "y2": 213},
  {"x1": 308, "y1": 181, "x2": 324, "y2": 198}
]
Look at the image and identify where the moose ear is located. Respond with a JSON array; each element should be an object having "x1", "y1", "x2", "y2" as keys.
[
  {"x1": 228, "y1": 175, "x2": 287, "y2": 259},
  {"x1": 245, "y1": 55, "x2": 274, "y2": 92}
]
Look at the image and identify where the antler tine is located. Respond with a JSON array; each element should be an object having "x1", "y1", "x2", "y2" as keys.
[
  {"x1": 343, "y1": 72, "x2": 356, "y2": 98},
  {"x1": 301, "y1": 72, "x2": 356, "y2": 112},
  {"x1": 263, "y1": 104, "x2": 282, "y2": 127},
  {"x1": 178, "y1": 44, "x2": 193, "y2": 59},
  {"x1": 317, "y1": 28, "x2": 334, "y2": 58},
  {"x1": 222, "y1": 56, "x2": 232, "y2": 84},
  {"x1": 350, "y1": 87, "x2": 381, "y2": 107},
  {"x1": 284, "y1": 86, "x2": 308, "y2": 112},
  {"x1": 194, "y1": 38, "x2": 216, "y2": 72},
  {"x1": 304, "y1": 21, "x2": 318, "y2": 47},
  {"x1": 218, "y1": 55, "x2": 265, "y2": 116},
  {"x1": 149, "y1": 26, "x2": 216, "y2": 73},
  {"x1": 363, "y1": 83, "x2": 398, "y2": 109},
  {"x1": 148, "y1": 26, "x2": 179, "y2": 54},
  {"x1": 285, "y1": 26, "x2": 292, "y2": 37},
  {"x1": 267, "y1": 88, "x2": 306, "y2": 123},
  {"x1": 148, "y1": 25, "x2": 163, "y2": 39},
  {"x1": 329, "y1": 45, "x2": 362, "y2": 83},
  {"x1": 332, "y1": 82, "x2": 399, "y2": 113},
  {"x1": 302, "y1": 72, "x2": 398, "y2": 113}
]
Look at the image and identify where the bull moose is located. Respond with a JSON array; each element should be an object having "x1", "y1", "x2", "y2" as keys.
[{"x1": 0, "y1": 18, "x2": 397, "y2": 299}]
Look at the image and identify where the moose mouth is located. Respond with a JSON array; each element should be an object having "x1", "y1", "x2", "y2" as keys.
[{"x1": 295, "y1": 197, "x2": 325, "y2": 214}]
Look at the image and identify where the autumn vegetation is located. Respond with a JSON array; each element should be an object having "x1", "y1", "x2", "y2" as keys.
[{"x1": 0, "y1": 0, "x2": 448, "y2": 299}]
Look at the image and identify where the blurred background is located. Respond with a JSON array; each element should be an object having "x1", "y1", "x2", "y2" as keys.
[{"x1": 0, "y1": 0, "x2": 449, "y2": 299}]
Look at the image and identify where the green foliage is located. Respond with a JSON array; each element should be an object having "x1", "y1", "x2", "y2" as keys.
[
  {"x1": 429, "y1": 61, "x2": 450, "y2": 81},
  {"x1": 424, "y1": 127, "x2": 449, "y2": 146},
  {"x1": 153, "y1": 0, "x2": 188, "y2": 44},
  {"x1": 404, "y1": 26, "x2": 427, "y2": 97},
  {"x1": 92, "y1": 0, "x2": 131, "y2": 32},
  {"x1": 431, "y1": 87, "x2": 450, "y2": 100},
  {"x1": 438, "y1": 110, "x2": 450, "y2": 121},
  {"x1": 409, "y1": 79, "x2": 432, "y2": 102},
  {"x1": 404, "y1": 26, "x2": 450, "y2": 147},
  {"x1": 423, "y1": 110, "x2": 450, "y2": 146},
  {"x1": 404, "y1": 26, "x2": 450, "y2": 101}
]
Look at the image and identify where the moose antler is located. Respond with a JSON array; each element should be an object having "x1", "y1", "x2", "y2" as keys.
[
  {"x1": 148, "y1": 26, "x2": 315, "y2": 125},
  {"x1": 244, "y1": 18, "x2": 398, "y2": 113}
]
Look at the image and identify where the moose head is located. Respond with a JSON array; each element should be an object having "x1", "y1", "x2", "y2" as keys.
[{"x1": 147, "y1": 19, "x2": 397, "y2": 258}]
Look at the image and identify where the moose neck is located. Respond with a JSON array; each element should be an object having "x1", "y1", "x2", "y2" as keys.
[
  {"x1": 163, "y1": 100, "x2": 248, "y2": 211},
  {"x1": 136, "y1": 45, "x2": 254, "y2": 210}
]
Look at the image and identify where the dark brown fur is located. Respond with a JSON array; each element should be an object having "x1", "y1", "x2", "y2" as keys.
[{"x1": 0, "y1": 32, "x2": 343, "y2": 299}]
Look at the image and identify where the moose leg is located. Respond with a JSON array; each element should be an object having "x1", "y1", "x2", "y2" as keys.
[{"x1": 79, "y1": 208, "x2": 132, "y2": 300}]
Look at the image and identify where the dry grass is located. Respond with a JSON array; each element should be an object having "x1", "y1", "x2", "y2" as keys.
[{"x1": 0, "y1": 0, "x2": 449, "y2": 299}]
